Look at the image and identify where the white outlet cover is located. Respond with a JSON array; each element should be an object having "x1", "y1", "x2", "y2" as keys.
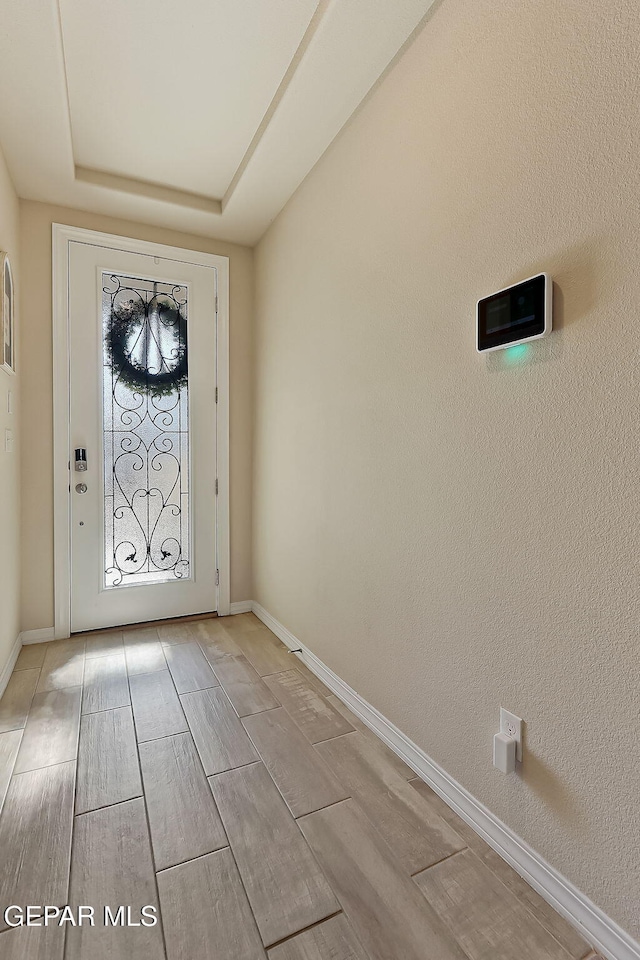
[{"x1": 499, "y1": 707, "x2": 523, "y2": 762}]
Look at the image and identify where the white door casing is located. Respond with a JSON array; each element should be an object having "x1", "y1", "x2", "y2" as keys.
[{"x1": 53, "y1": 224, "x2": 230, "y2": 637}]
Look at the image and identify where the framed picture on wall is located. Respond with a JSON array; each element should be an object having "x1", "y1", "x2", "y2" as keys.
[{"x1": 0, "y1": 251, "x2": 14, "y2": 374}]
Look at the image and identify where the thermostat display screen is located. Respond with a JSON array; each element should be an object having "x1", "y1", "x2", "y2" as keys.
[{"x1": 477, "y1": 273, "x2": 549, "y2": 352}]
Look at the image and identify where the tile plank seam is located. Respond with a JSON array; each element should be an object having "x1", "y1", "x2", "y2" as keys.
[
  {"x1": 124, "y1": 661, "x2": 171, "y2": 960},
  {"x1": 311, "y1": 729, "x2": 359, "y2": 746},
  {"x1": 64, "y1": 713, "x2": 85, "y2": 960},
  {"x1": 264, "y1": 909, "x2": 345, "y2": 951},
  {"x1": 409, "y1": 845, "x2": 469, "y2": 877},
  {"x1": 0, "y1": 729, "x2": 23, "y2": 819},
  {"x1": 74, "y1": 793, "x2": 146, "y2": 818},
  {"x1": 71, "y1": 701, "x2": 131, "y2": 718},
  {"x1": 207, "y1": 760, "x2": 263, "y2": 782},
  {"x1": 181, "y1": 750, "x2": 261, "y2": 777},
  {"x1": 0, "y1": 664, "x2": 41, "y2": 734},
  {"x1": 5, "y1": 755, "x2": 78, "y2": 773},
  {"x1": 155, "y1": 844, "x2": 233, "y2": 875},
  {"x1": 0, "y1": 661, "x2": 43, "y2": 800}
]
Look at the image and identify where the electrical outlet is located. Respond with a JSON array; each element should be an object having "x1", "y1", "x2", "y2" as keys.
[{"x1": 499, "y1": 707, "x2": 523, "y2": 762}]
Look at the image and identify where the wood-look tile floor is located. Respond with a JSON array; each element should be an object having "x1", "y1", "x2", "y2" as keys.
[{"x1": 0, "y1": 613, "x2": 596, "y2": 960}]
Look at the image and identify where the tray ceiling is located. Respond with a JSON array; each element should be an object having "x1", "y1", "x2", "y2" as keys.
[{"x1": 0, "y1": 0, "x2": 435, "y2": 244}]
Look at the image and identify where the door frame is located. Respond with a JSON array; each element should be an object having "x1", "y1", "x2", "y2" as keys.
[{"x1": 52, "y1": 223, "x2": 230, "y2": 639}]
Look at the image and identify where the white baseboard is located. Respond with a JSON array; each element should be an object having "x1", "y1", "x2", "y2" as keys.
[
  {"x1": 20, "y1": 627, "x2": 56, "y2": 646},
  {"x1": 228, "y1": 601, "x2": 253, "y2": 615},
  {"x1": 16, "y1": 613, "x2": 249, "y2": 647},
  {"x1": 251, "y1": 601, "x2": 639, "y2": 960},
  {"x1": 0, "y1": 634, "x2": 22, "y2": 700}
]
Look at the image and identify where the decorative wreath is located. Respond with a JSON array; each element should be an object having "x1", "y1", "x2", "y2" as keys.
[{"x1": 106, "y1": 295, "x2": 188, "y2": 396}]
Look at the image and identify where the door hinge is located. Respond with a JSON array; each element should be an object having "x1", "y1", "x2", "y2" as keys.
[
  {"x1": 215, "y1": 294, "x2": 218, "y2": 314},
  {"x1": 215, "y1": 478, "x2": 218, "y2": 495},
  {"x1": 215, "y1": 569, "x2": 220, "y2": 586},
  {"x1": 215, "y1": 386, "x2": 218, "y2": 404}
]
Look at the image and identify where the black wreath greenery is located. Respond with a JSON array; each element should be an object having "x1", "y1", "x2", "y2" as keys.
[{"x1": 106, "y1": 296, "x2": 188, "y2": 396}]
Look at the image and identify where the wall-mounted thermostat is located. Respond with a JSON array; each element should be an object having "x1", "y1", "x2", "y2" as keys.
[{"x1": 477, "y1": 272, "x2": 552, "y2": 353}]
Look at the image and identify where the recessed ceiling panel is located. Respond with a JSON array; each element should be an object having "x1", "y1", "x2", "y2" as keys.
[
  {"x1": 0, "y1": 0, "x2": 435, "y2": 243},
  {"x1": 59, "y1": 0, "x2": 319, "y2": 198}
]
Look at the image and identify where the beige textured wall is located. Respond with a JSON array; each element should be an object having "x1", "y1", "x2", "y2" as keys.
[
  {"x1": 20, "y1": 201, "x2": 253, "y2": 631},
  {"x1": 0, "y1": 148, "x2": 20, "y2": 677},
  {"x1": 254, "y1": 0, "x2": 640, "y2": 937}
]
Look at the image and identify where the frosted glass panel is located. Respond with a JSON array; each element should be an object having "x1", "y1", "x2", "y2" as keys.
[{"x1": 102, "y1": 273, "x2": 190, "y2": 588}]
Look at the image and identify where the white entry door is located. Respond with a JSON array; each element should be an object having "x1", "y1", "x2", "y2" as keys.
[{"x1": 67, "y1": 237, "x2": 221, "y2": 632}]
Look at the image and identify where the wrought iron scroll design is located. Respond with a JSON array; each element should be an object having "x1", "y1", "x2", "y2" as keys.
[{"x1": 102, "y1": 273, "x2": 190, "y2": 588}]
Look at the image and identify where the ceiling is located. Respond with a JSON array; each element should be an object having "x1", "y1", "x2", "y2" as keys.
[{"x1": 0, "y1": 0, "x2": 434, "y2": 245}]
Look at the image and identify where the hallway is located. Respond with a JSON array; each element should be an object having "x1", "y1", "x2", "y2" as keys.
[{"x1": 0, "y1": 613, "x2": 598, "y2": 960}]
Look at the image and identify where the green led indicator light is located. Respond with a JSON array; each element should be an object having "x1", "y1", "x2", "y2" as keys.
[{"x1": 504, "y1": 343, "x2": 529, "y2": 362}]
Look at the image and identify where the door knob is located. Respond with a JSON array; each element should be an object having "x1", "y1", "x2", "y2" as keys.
[{"x1": 75, "y1": 483, "x2": 88, "y2": 494}]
